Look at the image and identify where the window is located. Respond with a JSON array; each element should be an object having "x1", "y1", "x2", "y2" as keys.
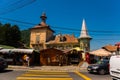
[
  {"x1": 36, "y1": 35, "x2": 40, "y2": 43},
  {"x1": 60, "y1": 36, "x2": 66, "y2": 42}
]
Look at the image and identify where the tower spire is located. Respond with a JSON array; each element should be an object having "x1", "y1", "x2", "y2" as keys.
[
  {"x1": 79, "y1": 19, "x2": 92, "y2": 52},
  {"x1": 79, "y1": 19, "x2": 91, "y2": 38}
]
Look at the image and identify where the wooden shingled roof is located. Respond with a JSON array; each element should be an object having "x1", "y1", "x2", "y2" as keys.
[
  {"x1": 102, "y1": 45, "x2": 117, "y2": 52},
  {"x1": 46, "y1": 34, "x2": 78, "y2": 44}
]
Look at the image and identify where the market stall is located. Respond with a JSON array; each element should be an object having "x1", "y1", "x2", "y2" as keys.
[
  {"x1": 40, "y1": 48, "x2": 66, "y2": 66},
  {"x1": 0, "y1": 49, "x2": 38, "y2": 66}
]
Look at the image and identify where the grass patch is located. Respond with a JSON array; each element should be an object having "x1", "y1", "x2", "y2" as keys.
[{"x1": 0, "y1": 45, "x2": 15, "y2": 49}]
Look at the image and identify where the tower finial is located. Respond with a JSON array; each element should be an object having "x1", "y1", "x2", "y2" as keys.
[{"x1": 40, "y1": 12, "x2": 47, "y2": 23}]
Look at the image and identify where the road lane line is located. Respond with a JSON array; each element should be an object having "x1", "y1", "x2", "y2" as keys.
[
  {"x1": 17, "y1": 77, "x2": 73, "y2": 80},
  {"x1": 22, "y1": 74, "x2": 70, "y2": 77},
  {"x1": 25, "y1": 72, "x2": 68, "y2": 75},
  {"x1": 75, "y1": 71, "x2": 91, "y2": 80},
  {"x1": 17, "y1": 70, "x2": 73, "y2": 80},
  {"x1": 28, "y1": 70, "x2": 67, "y2": 72}
]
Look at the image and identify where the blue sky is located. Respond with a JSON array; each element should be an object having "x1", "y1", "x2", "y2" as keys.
[{"x1": 0, "y1": 0, "x2": 120, "y2": 50}]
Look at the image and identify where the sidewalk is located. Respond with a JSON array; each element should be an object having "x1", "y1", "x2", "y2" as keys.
[{"x1": 7, "y1": 62, "x2": 89, "y2": 72}]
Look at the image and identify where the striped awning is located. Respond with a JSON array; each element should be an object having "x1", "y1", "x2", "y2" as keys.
[
  {"x1": 0, "y1": 49, "x2": 34, "y2": 54},
  {"x1": 0, "y1": 49, "x2": 11, "y2": 53},
  {"x1": 11, "y1": 49, "x2": 34, "y2": 54}
]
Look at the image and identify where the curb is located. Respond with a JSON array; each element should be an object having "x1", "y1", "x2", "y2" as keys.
[{"x1": 7, "y1": 65, "x2": 88, "y2": 72}]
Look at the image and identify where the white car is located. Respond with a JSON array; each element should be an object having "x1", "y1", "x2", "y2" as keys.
[{"x1": 110, "y1": 55, "x2": 120, "y2": 80}]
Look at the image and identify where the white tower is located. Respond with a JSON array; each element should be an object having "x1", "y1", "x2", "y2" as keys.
[{"x1": 79, "y1": 19, "x2": 92, "y2": 52}]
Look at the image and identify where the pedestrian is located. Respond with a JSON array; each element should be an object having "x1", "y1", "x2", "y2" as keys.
[
  {"x1": 23, "y1": 54, "x2": 27, "y2": 66},
  {"x1": 26, "y1": 55, "x2": 30, "y2": 67}
]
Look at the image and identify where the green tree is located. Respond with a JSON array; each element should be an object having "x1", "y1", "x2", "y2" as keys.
[
  {"x1": 0, "y1": 23, "x2": 11, "y2": 45},
  {"x1": 0, "y1": 23, "x2": 4, "y2": 44},
  {"x1": 9, "y1": 25, "x2": 21, "y2": 47},
  {"x1": 4, "y1": 23, "x2": 11, "y2": 45},
  {"x1": 21, "y1": 29, "x2": 30, "y2": 47},
  {"x1": 0, "y1": 23, "x2": 30, "y2": 48}
]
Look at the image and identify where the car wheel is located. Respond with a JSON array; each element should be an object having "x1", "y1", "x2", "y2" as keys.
[
  {"x1": 88, "y1": 71, "x2": 92, "y2": 74},
  {"x1": 99, "y1": 69, "x2": 106, "y2": 75}
]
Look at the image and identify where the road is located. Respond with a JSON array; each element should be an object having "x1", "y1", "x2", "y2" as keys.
[
  {"x1": 0, "y1": 70, "x2": 25, "y2": 80},
  {"x1": 81, "y1": 72, "x2": 112, "y2": 80},
  {"x1": 0, "y1": 69, "x2": 112, "y2": 80}
]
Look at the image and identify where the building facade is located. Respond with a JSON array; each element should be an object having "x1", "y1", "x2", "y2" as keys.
[
  {"x1": 30, "y1": 13, "x2": 92, "y2": 53},
  {"x1": 30, "y1": 13, "x2": 54, "y2": 50},
  {"x1": 30, "y1": 13, "x2": 79, "y2": 51}
]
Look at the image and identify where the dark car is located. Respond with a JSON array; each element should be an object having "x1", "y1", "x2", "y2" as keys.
[
  {"x1": 87, "y1": 59, "x2": 109, "y2": 75},
  {"x1": 0, "y1": 57, "x2": 8, "y2": 71}
]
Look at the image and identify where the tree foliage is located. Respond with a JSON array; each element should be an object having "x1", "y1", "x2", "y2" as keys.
[
  {"x1": 0, "y1": 23, "x2": 21, "y2": 48},
  {"x1": 0, "y1": 22, "x2": 30, "y2": 48},
  {"x1": 21, "y1": 29, "x2": 30, "y2": 47}
]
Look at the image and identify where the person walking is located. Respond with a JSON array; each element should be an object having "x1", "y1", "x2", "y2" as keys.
[
  {"x1": 26, "y1": 55, "x2": 30, "y2": 67},
  {"x1": 23, "y1": 54, "x2": 27, "y2": 66}
]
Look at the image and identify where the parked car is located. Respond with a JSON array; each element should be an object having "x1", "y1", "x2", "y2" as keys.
[
  {"x1": 110, "y1": 55, "x2": 120, "y2": 80},
  {"x1": 0, "y1": 57, "x2": 8, "y2": 71},
  {"x1": 87, "y1": 59, "x2": 109, "y2": 75}
]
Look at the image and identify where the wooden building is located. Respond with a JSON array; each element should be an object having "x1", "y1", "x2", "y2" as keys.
[{"x1": 40, "y1": 48, "x2": 67, "y2": 66}]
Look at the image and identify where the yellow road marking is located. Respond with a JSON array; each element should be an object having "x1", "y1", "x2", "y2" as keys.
[
  {"x1": 17, "y1": 77, "x2": 73, "y2": 80},
  {"x1": 17, "y1": 70, "x2": 73, "y2": 80},
  {"x1": 25, "y1": 72, "x2": 68, "y2": 74},
  {"x1": 21, "y1": 74, "x2": 70, "y2": 77},
  {"x1": 28, "y1": 70, "x2": 67, "y2": 72},
  {"x1": 75, "y1": 71, "x2": 91, "y2": 80}
]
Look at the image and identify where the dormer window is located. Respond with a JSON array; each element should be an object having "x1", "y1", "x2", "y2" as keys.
[{"x1": 60, "y1": 36, "x2": 66, "y2": 42}]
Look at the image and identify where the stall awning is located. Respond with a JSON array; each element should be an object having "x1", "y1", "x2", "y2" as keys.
[
  {"x1": 11, "y1": 49, "x2": 34, "y2": 54},
  {"x1": 0, "y1": 47, "x2": 3, "y2": 49},
  {"x1": 0, "y1": 49, "x2": 11, "y2": 54},
  {"x1": 90, "y1": 49, "x2": 111, "y2": 56},
  {"x1": 72, "y1": 47, "x2": 83, "y2": 51}
]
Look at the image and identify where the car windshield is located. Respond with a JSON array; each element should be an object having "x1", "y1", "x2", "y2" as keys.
[{"x1": 97, "y1": 60, "x2": 109, "y2": 64}]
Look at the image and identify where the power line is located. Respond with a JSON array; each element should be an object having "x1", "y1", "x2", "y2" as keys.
[
  {"x1": 1, "y1": 18, "x2": 120, "y2": 42},
  {"x1": 0, "y1": 0, "x2": 36, "y2": 15},
  {"x1": 93, "y1": 39, "x2": 120, "y2": 40},
  {"x1": 0, "y1": 17, "x2": 36, "y2": 25},
  {"x1": 1, "y1": 17, "x2": 120, "y2": 35}
]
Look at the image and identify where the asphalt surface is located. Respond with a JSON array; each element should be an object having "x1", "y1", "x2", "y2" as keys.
[
  {"x1": 0, "y1": 62, "x2": 89, "y2": 80},
  {"x1": 6, "y1": 64, "x2": 88, "y2": 80}
]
